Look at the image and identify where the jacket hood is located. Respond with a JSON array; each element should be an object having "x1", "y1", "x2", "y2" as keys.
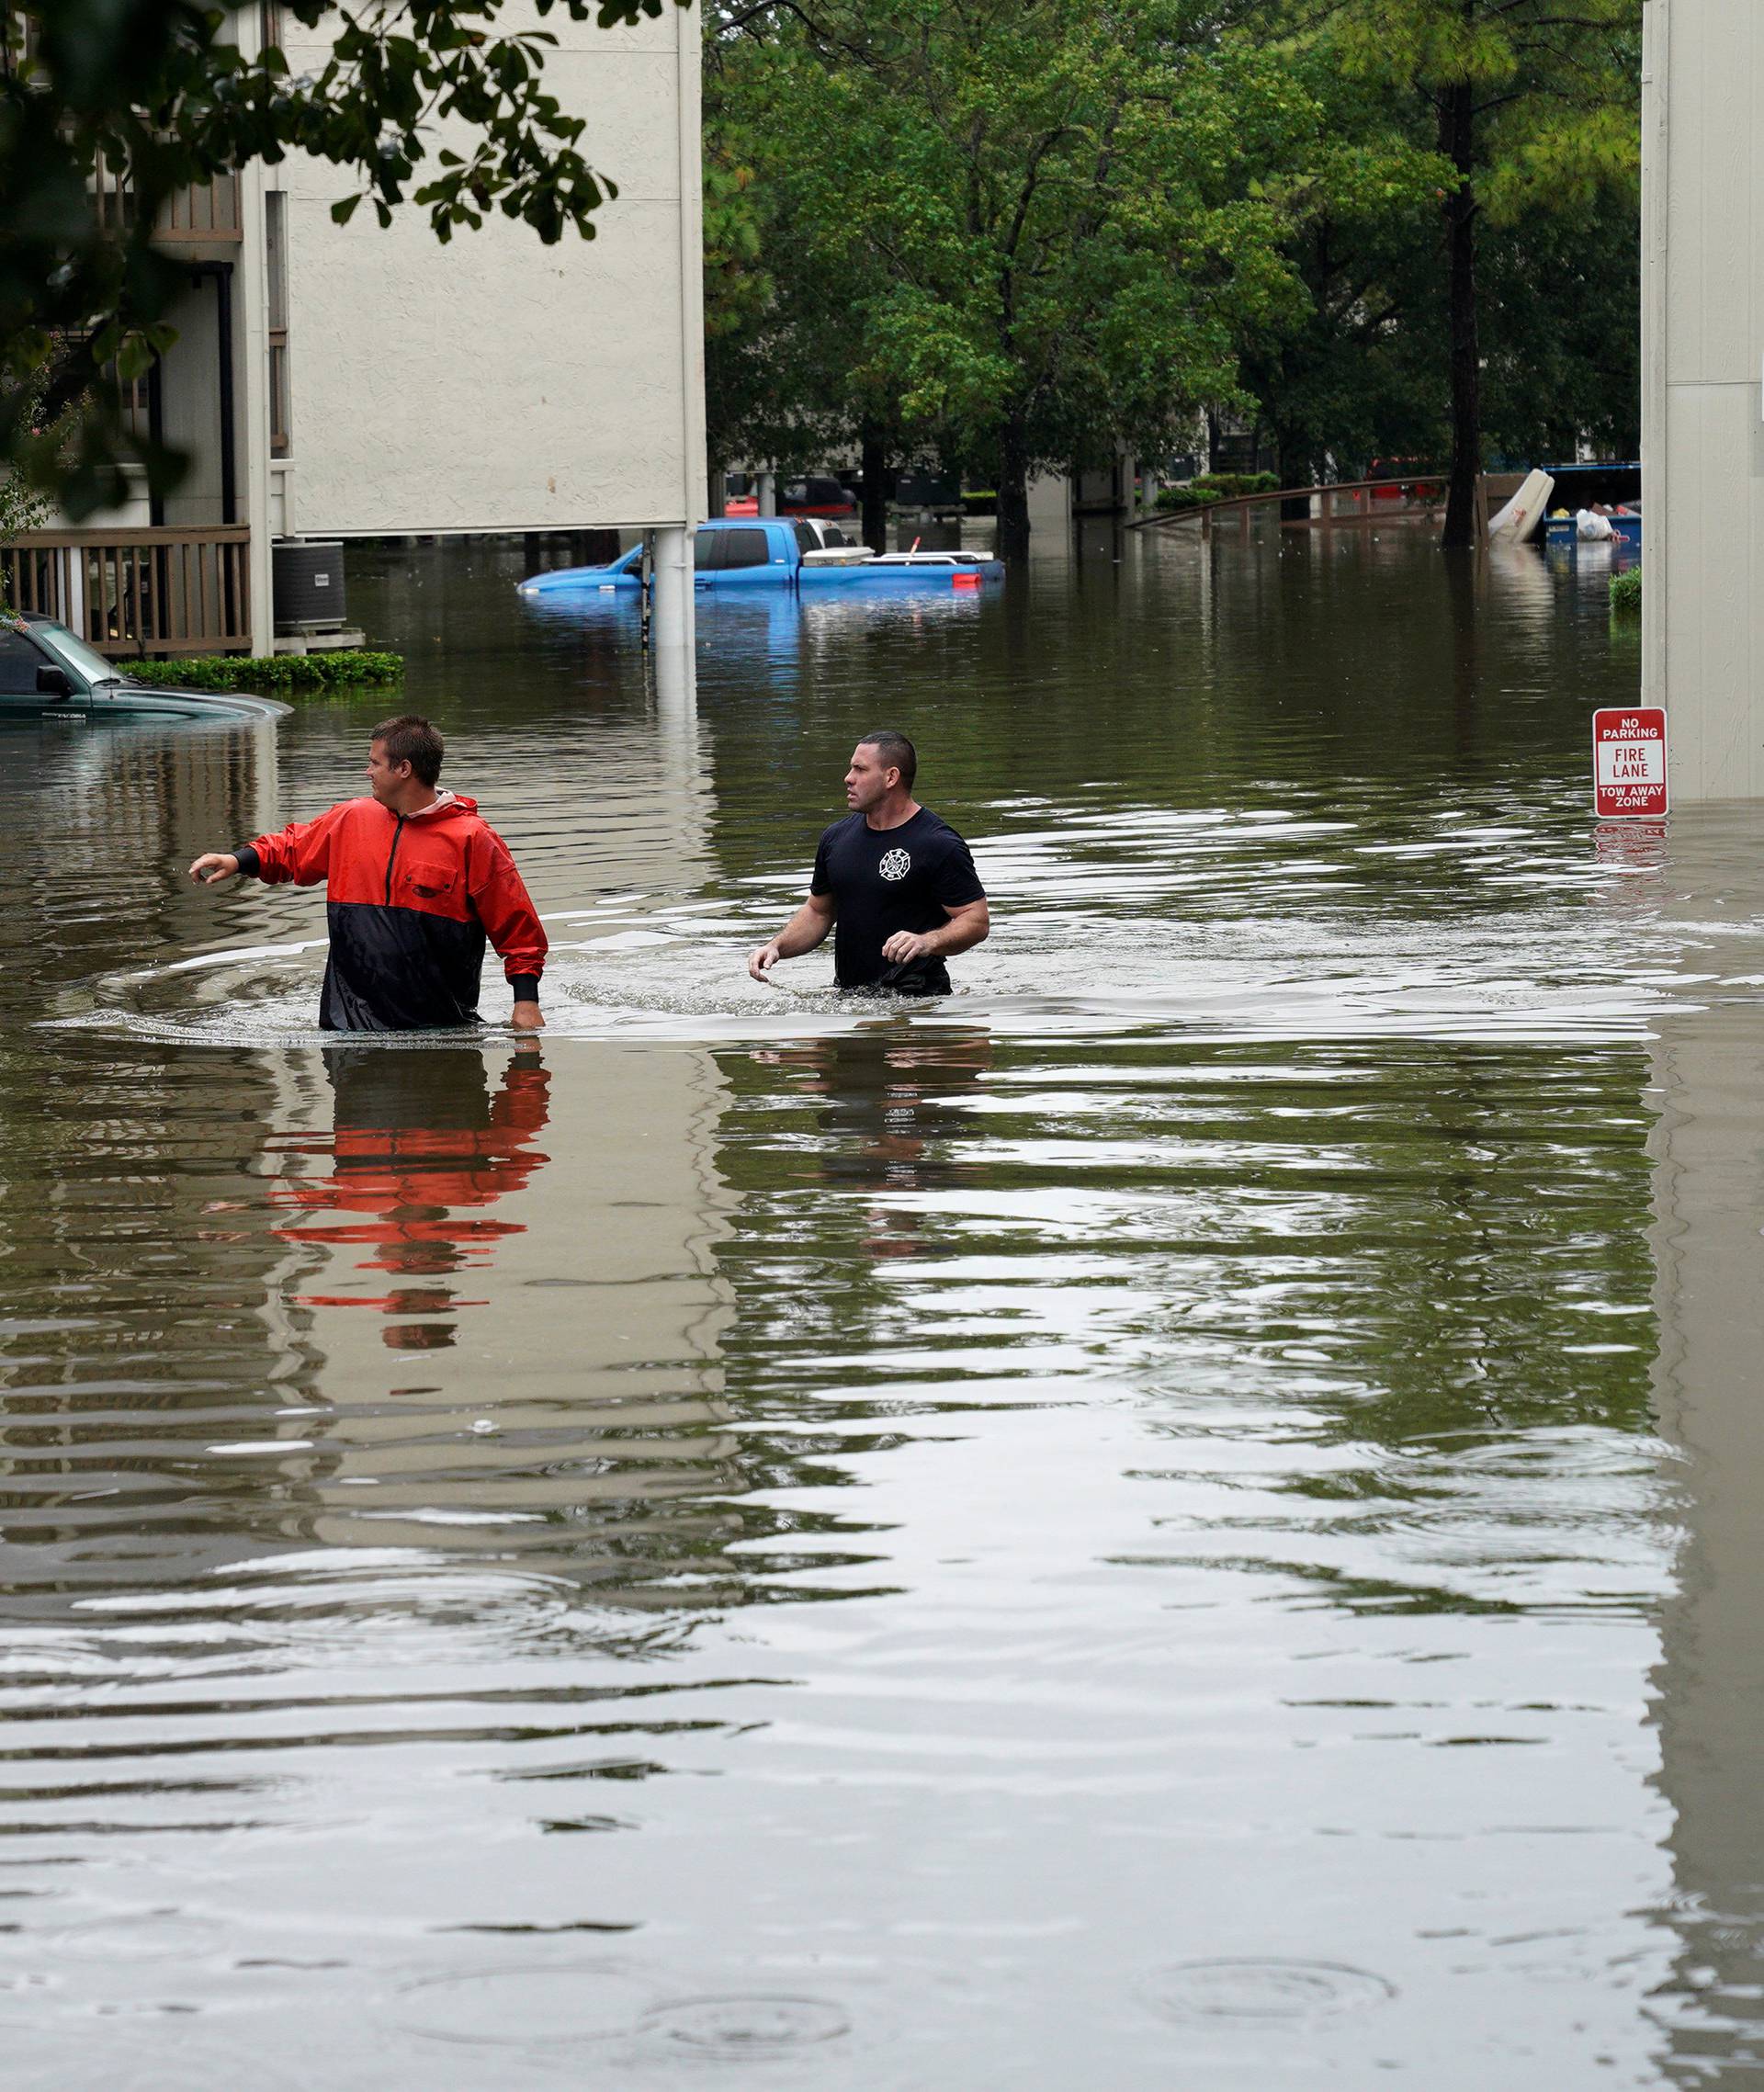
[{"x1": 371, "y1": 790, "x2": 479, "y2": 820}]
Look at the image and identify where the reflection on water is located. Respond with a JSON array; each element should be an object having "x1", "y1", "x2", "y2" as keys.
[
  {"x1": 1642, "y1": 808, "x2": 1764, "y2": 2080},
  {"x1": 272, "y1": 1046, "x2": 552, "y2": 1349},
  {"x1": 0, "y1": 525, "x2": 1751, "y2": 2084}
]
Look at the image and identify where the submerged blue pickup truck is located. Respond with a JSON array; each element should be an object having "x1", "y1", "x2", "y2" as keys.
[{"x1": 517, "y1": 518, "x2": 1003, "y2": 598}]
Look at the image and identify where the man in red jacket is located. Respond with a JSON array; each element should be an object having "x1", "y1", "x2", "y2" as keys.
[{"x1": 189, "y1": 714, "x2": 547, "y2": 1034}]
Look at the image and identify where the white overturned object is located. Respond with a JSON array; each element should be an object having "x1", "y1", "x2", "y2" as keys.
[{"x1": 1487, "y1": 468, "x2": 1555, "y2": 542}]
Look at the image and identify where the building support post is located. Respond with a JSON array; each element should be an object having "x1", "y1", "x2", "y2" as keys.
[
  {"x1": 1640, "y1": 0, "x2": 1670, "y2": 729},
  {"x1": 650, "y1": 524, "x2": 694, "y2": 656}
]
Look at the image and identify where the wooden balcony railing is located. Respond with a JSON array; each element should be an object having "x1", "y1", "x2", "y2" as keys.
[
  {"x1": 2, "y1": 528, "x2": 252, "y2": 658},
  {"x1": 91, "y1": 158, "x2": 243, "y2": 246}
]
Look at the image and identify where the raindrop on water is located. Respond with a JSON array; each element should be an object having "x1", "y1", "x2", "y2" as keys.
[
  {"x1": 640, "y1": 1994, "x2": 851, "y2": 2054},
  {"x1": 1136, "y1": 1959, "x2": 1395, "y2": 2026}
]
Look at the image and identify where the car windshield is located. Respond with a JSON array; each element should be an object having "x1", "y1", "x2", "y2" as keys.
[{"x1": 32, "y1": 623, "x2": 125, "y2": 685}]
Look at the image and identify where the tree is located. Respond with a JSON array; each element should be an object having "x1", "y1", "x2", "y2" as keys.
[
  {"x1": 1229, "y1": 44, "x2": 1452, "y2": 499},
  {"x1": 699, "y1": 113, "x2": 870, "y2": 523},
  {"x1": 1, "y1": 0, "x2": 678, "y2": 518},
  {"x1": 711, "y1": 0, "x2": 1310, "y2": 557},
  {"x1": 1480, "y1": 186, "x2": 1639, "y2": 464},
  {"x1": 1301, "y1": 0, "x2": 1640, "y2": 548},
  {"x1": 704, "y1": 5, "x2": 942, "y2": 546}
]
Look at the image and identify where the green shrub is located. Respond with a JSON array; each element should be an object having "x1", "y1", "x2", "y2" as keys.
[
  {"x1": 1154, "y1": 484, "x2": 1224, "y2": 512},
  {"x1": 141, "y1": 649, "x2": 405, "y2": 692},
  {"x1": 1155, "y1": 470, "x2": 1283, "y2": 512},
  {"x1": 1609, "y1": 570, "x2": 1642, "y2": 616}
]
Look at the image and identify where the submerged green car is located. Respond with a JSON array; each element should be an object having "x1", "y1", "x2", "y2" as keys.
[{"x1": 0, "y1": 614, "x2": 290, "y2": 723}]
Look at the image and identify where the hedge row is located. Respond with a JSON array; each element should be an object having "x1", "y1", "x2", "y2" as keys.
[
  {"x1": 1609, "y1": 570, "x2": 1641, "y2": 616},
  {"x1": 1153, "y1": 471, "x2": 1281, "y2": 514},
  {"x1": 144, "y1": 648, "x2": 405, "y2": 692}
]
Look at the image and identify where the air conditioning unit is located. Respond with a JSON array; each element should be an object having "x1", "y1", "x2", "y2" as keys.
[{"x1": 273, "y1": 538, "x2": 346, "y2": 634}]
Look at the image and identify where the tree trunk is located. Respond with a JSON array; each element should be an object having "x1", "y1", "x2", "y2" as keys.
[
  {"x1": 1276, "y1": 431, "x2": 1311, "y2": 525},
  {"x1": 997, "y1": 418, "x2": 1031, "y2": 561},
  {"x1": 707, "y1": 447, "x2": 725, "y2": 523},
  {"x1": 1439, "y1": 74, "x2": 1480, "y2": 551},
  {"x1": 858, "y1": 426, "x2": 896, "y2": 553}
]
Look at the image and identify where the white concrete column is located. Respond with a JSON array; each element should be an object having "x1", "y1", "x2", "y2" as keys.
[
  {"x1": 756, "y1": 471, "x2": 777, "y2": 517},
  {"x1": 1644, "y1": 0, "x2": 1764, "y2": 798},
  {"x1": 652, "y1": 618, "x2": 698, "y2": 741},
  {"x1": 650, "y1": 524, "x2": 694, "y2": 653}
]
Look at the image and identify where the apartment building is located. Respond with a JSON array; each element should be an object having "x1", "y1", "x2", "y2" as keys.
[{"x1": 10, "y1": 2, "x2": 704, "y2": 660}]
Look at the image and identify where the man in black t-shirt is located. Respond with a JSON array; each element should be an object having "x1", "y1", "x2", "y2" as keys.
[{"x1": 747, "y1": 729, "x2": 989, "y2": 996}]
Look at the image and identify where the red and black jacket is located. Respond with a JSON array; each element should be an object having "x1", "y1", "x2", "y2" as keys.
[{"x1": 235, "y1": 792, "x2": 547, "y2": 1033}]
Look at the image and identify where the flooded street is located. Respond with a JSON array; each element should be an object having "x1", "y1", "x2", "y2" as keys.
[{"x1": 2, "y1": 522, "x2": 1758, "y2": 2086}]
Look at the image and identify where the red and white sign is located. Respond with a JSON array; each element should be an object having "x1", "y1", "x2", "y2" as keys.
[{"x1": 1593, "y1": 707, "x2": 1668, "y2": 820}]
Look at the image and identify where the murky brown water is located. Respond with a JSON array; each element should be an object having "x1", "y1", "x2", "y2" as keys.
[{"x1": 2, "y1": 519, "x2": 1759, "y2": 2085}]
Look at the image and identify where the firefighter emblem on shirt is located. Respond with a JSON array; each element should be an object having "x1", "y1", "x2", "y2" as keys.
[{"x1": 878, "y1": 848, "x2": 911, "y2": 882}]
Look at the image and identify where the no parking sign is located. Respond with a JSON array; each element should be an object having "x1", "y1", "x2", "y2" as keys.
[{"x1": 1593, "y1": 707, "x2": 1668, "y2": 820}]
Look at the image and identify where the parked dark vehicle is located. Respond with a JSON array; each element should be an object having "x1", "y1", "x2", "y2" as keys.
[
  {"x1": 723, "y1": 474, "x2": 858, "y2": 519},
  {"x1": 894, "y1": 469, "x2": 961, "y2": 510},
  {"x1": 779, "y1": 476, "x2": 856, "y2": 517},
  {"x1": 0, "y1": 613, "x2": 289, "y2": 721}
]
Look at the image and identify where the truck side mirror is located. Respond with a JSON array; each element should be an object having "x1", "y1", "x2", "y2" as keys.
[{"x1": 35, "y1": 664, "x2": 73, "y2": 697}]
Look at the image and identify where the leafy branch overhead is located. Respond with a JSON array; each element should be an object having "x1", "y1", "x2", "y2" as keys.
[{"x1": 0, "y1": 0, "x2": 684, "y2": 516}]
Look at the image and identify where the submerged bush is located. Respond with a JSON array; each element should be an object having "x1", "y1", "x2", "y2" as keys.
[
  {"x1": 1609, "y1": 570, "x2": 1642, "y2": 616},
  {"x1": 1154, "y1": 470, "x2": 1283, "y2": 513},
  {"x1": 1154, "y1": 484, "x2": 1224, "y2": 512},
  {"x1": 141, "y1": 649, "x2": 405, "y2": 692}
]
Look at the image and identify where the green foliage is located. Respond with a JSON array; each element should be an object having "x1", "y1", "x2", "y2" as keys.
[
  {"x1": 1153, "y1": 471, "x2": 1280, "y2": 511},
  {"x1": 1252, "y1": 0, "x2": 1640, "y2": 538},
  {"x1": 1225, "y1": 30, "x2": 1454, "y2": 487},
  {"x1": 0, "y1": 368, "x2": 57, "y2": 600},
  {"x1": 1609, "y1": 569, "x2": 1641, "y2": 616},
  {"x1": 1480, "y1": 190, "x2": 1639, "y2": 461},
  {"x1": 710, "y1": 0, "x2": 1643, "y2": 545},
  {"x1": 143, "y1": 649, "x2": 405, "y2": 692},
  {"x1": 707, "y1": 0, "x2": 1315, "y2": 550},
  {"x1": 1, "y1": 0, "x2": 684, "y2": 518}
]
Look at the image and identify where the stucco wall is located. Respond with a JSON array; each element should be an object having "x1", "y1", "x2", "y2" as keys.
[
  {"x1": 1643, "y1": 0, "x2": 1764, "y2": 799},
  {"x1": 275, "y1": 4, "x2": 704, "y2": 537}
]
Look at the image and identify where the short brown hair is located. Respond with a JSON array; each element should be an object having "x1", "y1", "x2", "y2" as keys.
[
  {"x1": 371, "y1": 715, "x2": 444, "y2": 786},
  {"x1": 858, "y1": 728, "x2": 916, "y2": 792}
]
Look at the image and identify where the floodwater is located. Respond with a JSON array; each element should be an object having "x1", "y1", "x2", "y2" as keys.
[{"x1": 2, "y1": 518, "x2": 1761, "y2": 2086}]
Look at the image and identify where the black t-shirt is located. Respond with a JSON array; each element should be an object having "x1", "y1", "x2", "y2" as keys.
[{"x1": 810, "y1": 808, "x2": 986, "y2": 995}]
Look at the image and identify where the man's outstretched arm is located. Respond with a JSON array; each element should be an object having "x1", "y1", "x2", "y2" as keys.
[
  {"x1": 189, "y1": 807, "x2": 342, "y2": 888},
  {"x1": 748, "y1": 892, "x2": 835, "y2": 983}
]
